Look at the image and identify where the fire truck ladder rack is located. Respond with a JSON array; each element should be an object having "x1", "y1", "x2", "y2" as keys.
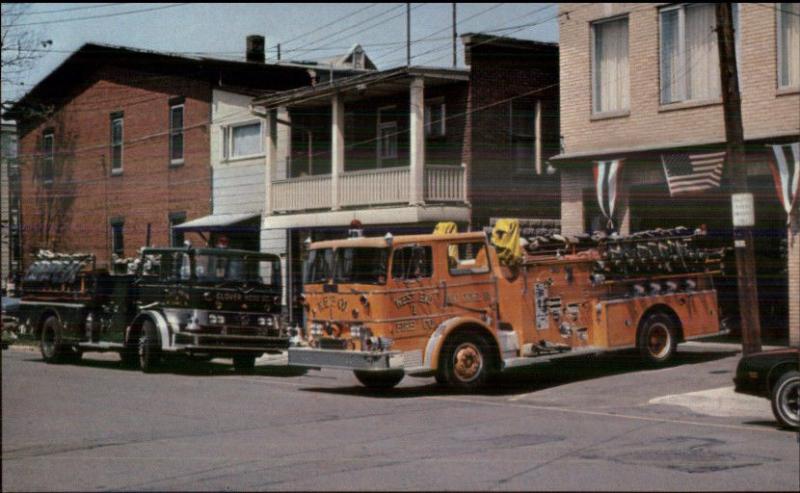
[{"x1": 522, "y1": 226, "x2": 727, "y2": 282}]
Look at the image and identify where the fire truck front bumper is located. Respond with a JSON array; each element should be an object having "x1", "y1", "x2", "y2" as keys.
[{"x1": 289, "y1": 347, "x2": 408, "y2": 372}]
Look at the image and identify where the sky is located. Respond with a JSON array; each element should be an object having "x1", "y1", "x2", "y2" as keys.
[{"x1": 3, "y1": 2, "x2": 560, "y2": 106}]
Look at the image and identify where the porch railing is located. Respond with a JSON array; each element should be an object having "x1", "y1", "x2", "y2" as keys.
[
  {"x1": 339, "y1": 166, "x2": 410, "y2": 207},
  {"x1": 272, "y1": 174, "x2": 332, "y2": 212},
  {"x1": 271, "y1": 164, "x2": 466, "y2": 213}
]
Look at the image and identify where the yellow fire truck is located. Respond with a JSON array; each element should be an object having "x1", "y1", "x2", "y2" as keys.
[{"x1": 289, "y1": 220, "x2": 724, "y2": 390}]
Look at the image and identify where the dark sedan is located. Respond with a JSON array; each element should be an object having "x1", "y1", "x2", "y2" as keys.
[{"x1": 734, "y1": 348, "x2": 799, "y2": 429}]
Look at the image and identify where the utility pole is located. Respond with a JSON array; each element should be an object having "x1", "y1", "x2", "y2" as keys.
[
  {"x1": 716, "y1": 2, "x2": 761, "y2": 354},
  {"x1": 276, "y1": 43, "x2": 281, "y2": 61},
  {"x1": 452, "y1": 3, "x2": 457, "y2": 67},
  {"x1": 406, "y1": 3, "x2": 411, "y2": 66}
]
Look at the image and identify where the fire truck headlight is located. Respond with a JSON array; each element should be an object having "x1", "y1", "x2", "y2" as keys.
[
  {"x1": 186, "y1": 316, "x2": 201, "y2": 331},
  {"x1": 208, "y1": 314, "x2": 226, "y2": 325},
  {"x1": 350, "y1": 324, "x2": 362, "y2": 338},
  {"x1": 310, "y1": 323, "x2": 323, "y2": 337},
  {"x1": 257, "y1": 316, "x2": 274, "y2": 327}
]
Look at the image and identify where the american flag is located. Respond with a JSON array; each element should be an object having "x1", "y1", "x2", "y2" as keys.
[{"x1": 660, "y1": 151, "x2": 726, "y2": 196}]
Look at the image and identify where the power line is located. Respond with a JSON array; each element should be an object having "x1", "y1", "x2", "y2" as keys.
[
  {"x1": 2, "y1": 3, "x2": 193, "y2": 28},
  {"x1": 21, "y1": 3, "x2": 132, "y2": 15},
  {"x1": 278, "y1": 3, "x2": 381, "y2": 48}
]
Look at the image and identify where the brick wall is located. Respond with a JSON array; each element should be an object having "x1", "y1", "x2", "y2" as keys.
[
  {"x1": 467, "y1": 43, "x2": 561, "y2": 229},
  {"x1": 18, "y1": 65, "x2": 211, "y2": 268},
  {"x1": 559, "y1": 3, "x2": 800, "y2": 157}
]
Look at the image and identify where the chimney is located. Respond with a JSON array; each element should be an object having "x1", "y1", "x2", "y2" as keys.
[{"x1": 246, "y1": 35, "x2": 265, "y2": 63}]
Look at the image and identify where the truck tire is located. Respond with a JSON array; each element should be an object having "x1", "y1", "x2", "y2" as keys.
[
  {"x1": 771, "y1": 370, "x2": 799, "y2": 429},
  {"x1": 40, "y1": 316, "x2": 67, "y2": 364},
  {"x1": 138, "y1": 320, "x2": 162, "y2": 373},
  {"x1": 353, "y1": 370, "x2": 404, "y2": 389},
  {"x1": 638, "y1": 313, "x2": 677, "y2": 365},
  {"x1": 233, "y1": 354, "x2": 257, "y2": 373},
  {"x1": 441, "y1": 332, "x2": 493, "y2": 391}
]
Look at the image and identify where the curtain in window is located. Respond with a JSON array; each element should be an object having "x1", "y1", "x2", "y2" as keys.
[
  {"x1": 685, "y1": 4, "x2": 719, "y2": 101},
  {"x1": 660, "y1": 9, "x2": 681, "y2": 103},
  {"x1": 232, "y1": 123, "x2": 262, "y2": 157},
  {"x1": 780, "y1": 3, "x2": 800, "y2": 88},
  {"x1": 594, "y1": 18, "x2": 629, "y2": 113}
]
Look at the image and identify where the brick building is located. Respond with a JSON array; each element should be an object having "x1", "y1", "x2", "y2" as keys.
[
  {"x1": 553, "y1": 3, "x2": 800, "y2": 345},
  {"x1": 7, "y1": 40, "x2": 344, "y2": 270}
]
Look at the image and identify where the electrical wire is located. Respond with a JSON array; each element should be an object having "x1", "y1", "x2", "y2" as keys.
[{"x1": 2, "y1": 3, "x2": 193, "y2": 28}]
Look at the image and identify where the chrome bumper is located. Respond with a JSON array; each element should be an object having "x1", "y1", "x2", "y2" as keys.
[{"x1": 288, "y1": 347, "x2": 404, "y2": 371}]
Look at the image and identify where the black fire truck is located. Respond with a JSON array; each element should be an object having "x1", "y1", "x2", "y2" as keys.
[{"x1": 17, "y1": 247, "x2": 290, "y2": 372}]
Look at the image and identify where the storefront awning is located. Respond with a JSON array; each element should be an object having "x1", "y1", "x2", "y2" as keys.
[{"x1": 174, "y1": 213, "x2": 261, "y2": 232}]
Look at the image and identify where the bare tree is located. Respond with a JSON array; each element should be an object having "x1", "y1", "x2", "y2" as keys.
[{"x1": 1, "y1": 3, "x2": 52, "y2": 116}]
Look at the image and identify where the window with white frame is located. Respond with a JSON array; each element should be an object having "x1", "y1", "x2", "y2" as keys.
[
  {"x1": 592, "y1": 16, "x2": 630, "y2": 113},
  {"x1": 660, "y1": 3, "x2": 739, "y2": 104},
  {"x1": 778, "y1": 3, "x2": 800, "y2": 89},
  {"x1": 41, "y1": 131, "x2": 54, "y2": 184},
  {"x1": 110, "y1": 113, "x2": 123, "y2": 174},
  {"x1": 425, "y1": 99, "x2": 446, "y2": 137},
  {"x1": 223, "y1": 121, "x2": 263, "y2": 160},
  {"x1": 169, "y1": 103, "x2": 184, "y2": 164},
  {"x1": 379, "y1": 121, "x2": 398, "y2": 160}
]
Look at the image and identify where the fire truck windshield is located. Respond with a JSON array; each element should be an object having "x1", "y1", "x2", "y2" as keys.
[
  {"x1": 304, "y1": 247, "x2": 389, "y2": 285},
  {"x1": 192, "y1": 254, "x2": 280, "y2": 286}
]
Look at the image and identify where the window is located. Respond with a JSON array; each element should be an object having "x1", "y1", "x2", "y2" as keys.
[
  {"x1": 169, "y1": 102, "x2": 184, "y2": 164},
  {"x1": 592, "y1": 16, "x2": 630, "y2": 113},
  {"x1": 425, "y1": 99, "x2": 446, "y2": 137},
  {"x1": 169, "y1": 212, "x2": 186, "y2": 247},
  {"x1": 41, "y1": 131, "x2": 54, "y2": 184},
  {"x1": 778, "y1": 3, "x2": 800, "y2": 89},
  {"x1": 379, "y1": 121, "x2": 398, "y2": 160},
  {"x1": 510, "y1": 99, "x2": 536, "y2": 173},
  {"x1": 332, "y1": 247, "x2": 389, "y2": 285},
  {"x1": 110, "y1": 218, "x2": 124, "y2": 257},
  {"x1": 110, "y1": 112, "x2": 123, "y2": 174},
  {"x1": 447, "y1": 241, "x2": 490, "y2": 276},
  {"x1": 660, "y1": 4, "x2": 738, "y2": 104},
  {"x1": 391, "y1": 246, "x2": 433, "y2": 280},
  {"x1": 223, "y1": 121, "x2": 263, "y2": 160}
]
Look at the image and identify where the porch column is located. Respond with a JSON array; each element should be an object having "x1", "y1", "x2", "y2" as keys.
[
  {"x1": 789, "y1": 209, "x2": 800, "y2": 347},
  {"x1": 331, "y1": 93, "x2": 345, "y2": 211},
  {"x1": 264, "y1": 108, "x2": 277, "y2": 216},
  {"x1": 409, "y1": 77, "x2": 425, "y2": 206}
]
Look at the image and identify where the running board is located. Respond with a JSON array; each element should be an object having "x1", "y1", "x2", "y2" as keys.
[
  {"x1": 77, "y1": 341, "x2": 125, "y2": 352},
  {"x1": 503, "y1": 346, "x2": 602, "y2": 369}
]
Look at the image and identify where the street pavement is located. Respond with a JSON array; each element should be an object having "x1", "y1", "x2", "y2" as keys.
[{"x1": 2, "y1": 342, "x2": 798, "y2": 491}]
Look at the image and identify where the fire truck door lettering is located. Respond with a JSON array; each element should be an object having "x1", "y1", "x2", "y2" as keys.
[{"x1": 395, "y1": 320, "x2": 416, "y2": 333}]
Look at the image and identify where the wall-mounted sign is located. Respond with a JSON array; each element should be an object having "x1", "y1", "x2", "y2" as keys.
[{"x1": 731, "y1": 193, "x2": 755, "y2": 228}]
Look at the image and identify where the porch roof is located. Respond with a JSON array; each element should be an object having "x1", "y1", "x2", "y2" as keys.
[
  {"x1": 252, "y1": 66, "x2": 469, "y2": 110},
  {"x1": 174, "y1": 212, "x2": 260, "y2": 232}
]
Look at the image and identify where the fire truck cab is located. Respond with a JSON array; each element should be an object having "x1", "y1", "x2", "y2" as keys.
[{"x1": 289, "y1": 224, "x2": 722, "y2": 390}]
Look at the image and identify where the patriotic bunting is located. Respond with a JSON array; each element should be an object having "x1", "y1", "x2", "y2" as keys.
[
  {"x1": 593, "y1": 159, "x2": 624, "y2": 230},
  {"x1": 767, "y1": 142, "x2": 800, "y2": 223}
]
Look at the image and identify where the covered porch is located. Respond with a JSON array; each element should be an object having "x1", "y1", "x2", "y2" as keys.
[{"x1": 252, "y1": 66, "x2": 471, "y2": 217}]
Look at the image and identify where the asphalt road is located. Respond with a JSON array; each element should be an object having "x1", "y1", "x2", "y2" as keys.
[{"x1": 2, "y1": 343, "x2": 799, "y2": 491}]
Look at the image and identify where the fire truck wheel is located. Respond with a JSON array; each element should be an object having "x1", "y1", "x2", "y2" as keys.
[
  {"x1": 442, "y1": 333, "x2": 492, "y2": 390},
  {"x1": 40, "y1": 316, "x2": 67, "y2": 364},
  {"x1": 771, "y1": 370, "x2": 799, "y2": 429},
  {"x1": 353, "y1": 370, "x2": 404, "y2": 389},
  {"x1": 233, "y1": 354, "x2": 257, "y2": 373},
  {"x1": 638, "y1": 313, "x2": 677, "y2": 365},
  {"x1": 138, "y1": 320, "x2": 162, "y2": 373}
]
